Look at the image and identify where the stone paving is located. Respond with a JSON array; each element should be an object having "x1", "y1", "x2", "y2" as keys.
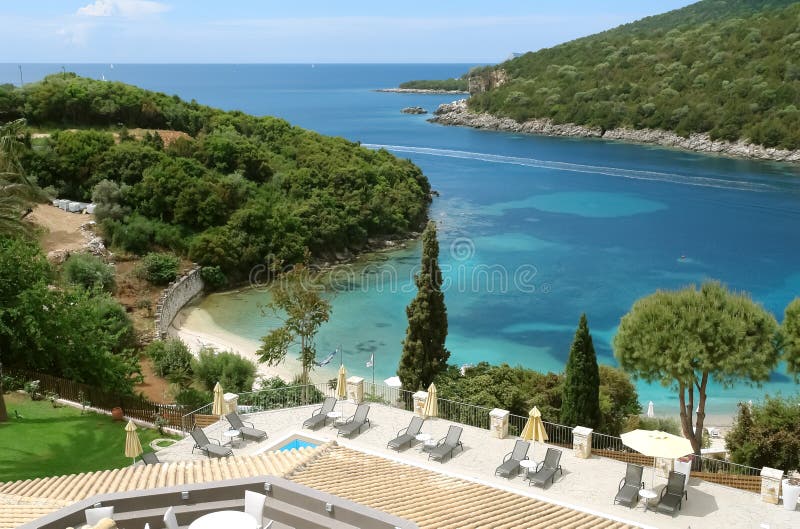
[{"x1": 158, "y1": 401, "x2": 798, "y2": 529}]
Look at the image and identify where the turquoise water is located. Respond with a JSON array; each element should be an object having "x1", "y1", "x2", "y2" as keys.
[
  {"x1": 275, "y1": 438, "x2": 318, "y2": 452},
  {"x1": 5, "y1": 64, "x2": 800, "y2": 416}
]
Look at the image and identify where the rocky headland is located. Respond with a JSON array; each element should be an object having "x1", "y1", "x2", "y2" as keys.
[
  {"x1": 431, "y1": 99, "x2": 800, "y2": 163},
  {"x1": 375, "y1": 88, "x2": 469, "y2": 95}
]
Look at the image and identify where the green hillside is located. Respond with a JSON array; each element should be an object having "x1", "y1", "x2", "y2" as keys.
[
  {"x1": 464, "y1": 0, "x2": 800, "y2": 149},
  {"x1": 0, "y1": 74, "x2": 430, "y2": 281}
]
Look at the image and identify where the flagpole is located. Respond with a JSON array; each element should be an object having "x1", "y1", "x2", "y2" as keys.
[{"x1": 372, "y1": 354, "x2": 375, "y2": 385}]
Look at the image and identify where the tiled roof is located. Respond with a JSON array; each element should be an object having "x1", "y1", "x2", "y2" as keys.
[
  {"x1": 2, "y1": 442, "x2": 638, "y2": 529},
  {"x1": 287, "y1": 446, "x2": 636, "y2": 529},
  {"x1": 0, "y1": 445, "x2": 324, "y2": 529}
]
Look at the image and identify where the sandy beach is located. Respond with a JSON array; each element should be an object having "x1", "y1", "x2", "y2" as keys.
[{"x1": 170, "y1": 304, "x2": 343, "y2": 387}]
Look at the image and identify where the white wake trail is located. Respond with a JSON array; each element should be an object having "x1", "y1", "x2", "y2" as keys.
[{"x1": 363, "y1": 144, "x2": 779, "y2": 193}]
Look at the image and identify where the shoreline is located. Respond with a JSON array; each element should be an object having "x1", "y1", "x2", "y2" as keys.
[
  {"x1": 374, "y1": 88, "x2": 469, "y2": 95},
  {"x1": 430, "y1": 99, "x2": 800, "y2": 164}
]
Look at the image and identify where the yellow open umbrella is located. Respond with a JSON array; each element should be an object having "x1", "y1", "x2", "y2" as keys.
[
  {"x1": 124, "y1": 420, "x2": 143, "y2": 464},
  {"x1": 520, "y1": 406, "x2": 548, "y2": 443},
  {"x1": 336, "y1": 364, "x2": 347, "y2": 400},
  {"x1": 422, "y1": 383, "x2": 438, "y2": 418},
  {"x1": 212, "y1": 381, "x2": 225, "y2": 416}
]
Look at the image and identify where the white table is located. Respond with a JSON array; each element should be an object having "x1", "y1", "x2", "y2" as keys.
[
  {"x1": 520, "y1": 459, "x2": 538, "y2": 478},
  {"x1": 415, "y1": 433, "x2": 435, "y2": 452},
  {"x1": 326, "y1": 410, "x2": 343, "y2": 425},
  {"x1": 222, "y1": 429, "x2": 242, "y2": 448},
  {"x1": 639, "y1": 489, "x2": 658, "y2": 511},
  {"x1": 188, "y1": 510, "x2": 257, "y2": 529}
]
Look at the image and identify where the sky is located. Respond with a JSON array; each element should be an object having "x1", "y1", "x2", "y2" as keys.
[{"x1": 1, "y1": 0, "x2": 698, "y2": 63}]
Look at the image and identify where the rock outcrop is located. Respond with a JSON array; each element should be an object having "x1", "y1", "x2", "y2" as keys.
[
  {"x1": 431, "y1": 99, "x2": 800, "y2": 163},
  {"x1": 401, "y1": 106, "x2": 428, "y2": 115}
]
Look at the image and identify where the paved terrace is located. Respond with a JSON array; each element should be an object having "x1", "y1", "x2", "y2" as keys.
[{"x1": 161, "y1": 401, "x2": 795, "y2": 529}]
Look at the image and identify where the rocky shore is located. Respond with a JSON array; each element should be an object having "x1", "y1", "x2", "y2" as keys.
[
  {"x1": 401, "y1": 106, "x2": 427, "y2": 115},
  {"x1": 375, "y1": 88, "x2": 469, "y2": 95},
  {"x1": 431, "y1": 99, "x2": 800, "y2": 163}
]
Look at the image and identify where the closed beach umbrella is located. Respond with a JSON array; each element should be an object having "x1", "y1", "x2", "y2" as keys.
[
  {"x1": 422, "y1": 383, "x2": 438, "y2": 418},
  {"x1": 336, "y1": 364, "x2": 348, "y2": 399},
  {"x1": 124, "y1": 420, "x2": 143, "y2": 464},
  {"x1": 212, "y1": 381, "x2": 225, "y2": 416},
  {"x1": 520, "y1": 407, "x2": 549, "y2": 443},
  {"x1": 647, "y1": 401, "x2": 655, "y2": 418},
  {"x1": 621, "y1": 429, "x2": 693, "y2": 487}
]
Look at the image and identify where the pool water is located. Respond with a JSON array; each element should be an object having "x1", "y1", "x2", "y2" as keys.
[{"x1": 275, "y1": 438, "x2": 318, "y2": 452}]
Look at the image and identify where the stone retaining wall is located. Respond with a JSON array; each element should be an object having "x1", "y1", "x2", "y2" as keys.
[{"x1": 153, "y1": 266, "x2": 204, "y2": 340}]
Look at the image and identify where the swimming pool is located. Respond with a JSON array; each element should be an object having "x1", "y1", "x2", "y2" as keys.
[{"x1": 273, "y1": 436, "x2": 319, "y2": 452}]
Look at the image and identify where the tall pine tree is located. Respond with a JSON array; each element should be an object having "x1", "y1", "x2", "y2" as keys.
[
  {"x1": 397, "y1": 221, "x2": 450, "y2": 391},
  {"x1": 561, "y1": 313, "x2": 601, "y2": 429}
]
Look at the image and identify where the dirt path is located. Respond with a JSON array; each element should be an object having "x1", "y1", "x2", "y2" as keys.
[{"x1": 28, "y1": 204, "x2": 93, "y2": 254}]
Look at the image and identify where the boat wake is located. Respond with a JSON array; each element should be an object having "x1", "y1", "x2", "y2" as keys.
[{"x1": 362, "y1": 144, "x2": 783, "y2": 193}]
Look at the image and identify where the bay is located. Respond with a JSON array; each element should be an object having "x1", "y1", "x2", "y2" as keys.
[{"x1": 5, "y1": 63, "x2": 800, "y2": 417}]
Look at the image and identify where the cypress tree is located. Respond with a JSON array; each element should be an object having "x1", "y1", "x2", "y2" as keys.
[
  {"x1": 397, "y1": 221, "x2": 450, "y2": 391},
  {"x1": 561, "y1": 313, "x2": 601, "y2": 429}
]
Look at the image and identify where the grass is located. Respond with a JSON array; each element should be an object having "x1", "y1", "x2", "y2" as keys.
[{"x1": 0, "y1": 392, "x2": 178, "y2": 482}]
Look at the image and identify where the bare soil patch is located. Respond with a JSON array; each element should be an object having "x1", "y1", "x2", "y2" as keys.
[{"x1": 28, "y1": 204, "x2": 93, "y2": 254}]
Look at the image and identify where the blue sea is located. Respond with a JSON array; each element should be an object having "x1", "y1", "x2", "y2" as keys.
[{"x1": 5, "y1": 64, "x2": 800, "y2": 417}]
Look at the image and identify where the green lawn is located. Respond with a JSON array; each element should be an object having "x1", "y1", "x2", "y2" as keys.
[{"x1": 0, "y1": 392, "x2": 176, "y2": 482}]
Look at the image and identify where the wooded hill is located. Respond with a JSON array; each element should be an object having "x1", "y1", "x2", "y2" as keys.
[
  {"x1": 461, "y1": 0, "x2": 800, "y2": 149},
  {"x1": 0, "y1": 74, "x2": 430, "y2": 281}
]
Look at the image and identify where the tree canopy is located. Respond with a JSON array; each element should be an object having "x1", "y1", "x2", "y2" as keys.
[
  {"x1": 560, "y1": 314, "x2": 601, "y2": 429},
  {"x1": 1, "y1": 74, "x2": 431, "y2": 282},
  {"x1": 446, "y1": 0, "x2": 800, "y2": 149},
  {"x1": 397, "y1": 221, "x2": 450, "y2": 391},
  {"x1": 613, "y1": 281, "x2": 779, "y2": 453},
  {"x1": 726, "y1": 395, "x2": 800, "y2": 471},
  {"x1": 258, "y1": 264, "x2": 332, "y2": 386},
  {"x1": 782, "y1": 298, "x2": 800, "y2": 376}
]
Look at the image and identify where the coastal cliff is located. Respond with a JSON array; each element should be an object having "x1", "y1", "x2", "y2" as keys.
[{"x1": 431, "y1": 99, "x2": 800, "y2": 163}]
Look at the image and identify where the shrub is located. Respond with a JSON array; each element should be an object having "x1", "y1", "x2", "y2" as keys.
[
  {"x1": 192, "y1": 348, "x2": 257, "y2": 393},
  {"x1": 174, "y1": 387, "x2": 212, "y2": 411},
  {"x1": 727, "y1": 396, "x2": 800, "y2": 471},
  {"x1": 138, "y1": 252, "x2": 180, "y2": 285},
  {"x1": 632, "y1": 416, "x2": 683, "y2": 436},
  {"x1": 241, "y1": 376, "x2": 324, "y2": 410},
  {"x1": 63, "y1": 253, "x2": 115, "y2": 292},
  {"x1": 145, "y1": 338, "x2": 193, "y2": 380},
  {"x1": 200, "y1": 265, "x2": 227, "y2": 291}
]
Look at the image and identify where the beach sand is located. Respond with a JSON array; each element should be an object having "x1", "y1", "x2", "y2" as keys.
[{"x1": 170, "y1": 305, "x2": 341, "y2": 386}]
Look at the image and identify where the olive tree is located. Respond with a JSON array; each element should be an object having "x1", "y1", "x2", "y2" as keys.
[{"x1": 613, "y1": 281, "x2": 779, "y2": 454}]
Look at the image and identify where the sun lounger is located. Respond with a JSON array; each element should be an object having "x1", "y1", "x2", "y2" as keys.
[
  {"x1": 226, "y1": 412, "x2": 268, "y2": 441},
  {"x1": 190, "y1": 427, "x2": 233, "y2": 458},
  {"x1": 525, "y1": 447, "x2": 562, "y2": 488},
  {"x1": 337, "y1": 403, "x2": 371, "y2": 437},
  {"x1": 614, "y1": 463, "x2": 644, "y2": 507},
  {"x1": 387, "y1": 416, "x2": 424, "y2": 450},
  {"x1": 495, "y1": 439, "x2": 530, "y2": 478},
  {"x1": 656, "y1": 471, "x2": 688, "y2": 515},
  {"x1": 302, "y1": 397, "x2": 336, "y2": 429},
  {"x1": 428, "y1": 425, "x2": 464, "y2": 463}
]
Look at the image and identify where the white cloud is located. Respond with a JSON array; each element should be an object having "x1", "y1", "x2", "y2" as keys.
[{"x1": 77, "y1": 0, "x2": 170, "y2": 18}]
